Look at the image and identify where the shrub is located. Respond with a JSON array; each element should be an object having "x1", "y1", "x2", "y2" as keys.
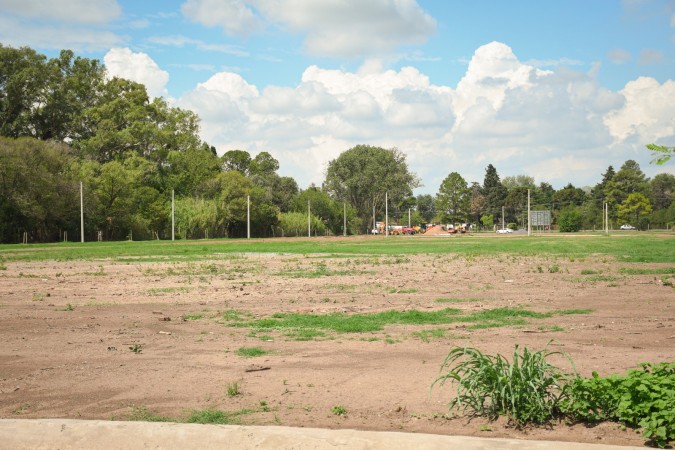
[{"x1": 558, "y1": 207, "x2": 582, "y2": 232}]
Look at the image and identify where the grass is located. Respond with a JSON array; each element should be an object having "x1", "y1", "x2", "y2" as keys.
[
  {"x1": 435, "y1": 297, "x2": 483, "y2": 303},
  {"x1": 2, "y1": 234, "x2": 674, "y2": 263},
  {"x1": 619, "y1": 267, "x2": 675, "y2": 275},
  {"x1": 568, "y1": 275, "x2": 622, "y2": 283},
  {"x1": 226, "y1": 381, "x2": 240, "y2": 397},
  {"x1": 235, "y1": 346, "x2": 270, "y2": 358},
  {"x1": 231, "y1": 307, "x2": 591, "y2": 335}
]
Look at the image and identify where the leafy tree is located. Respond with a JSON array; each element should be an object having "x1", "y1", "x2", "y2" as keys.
[
  {"x1": 552, "y1": 183, "x2": 586, "y2": 208},
  {"x1": 469, "y1": 182, "x2": 486, "y2": 224},
  {"x1": 532, "y1": 182, "x2": 555, "y2": 208},
  {"x1": 558, "y1": 206, "x2": 583, "y2": 232},
  {"x1": 436, "y1": 172, "x2": 470, "y2": 223},
  {"x1": 482, "y1": 164, "x2": 507, "y2": 221},
  {"x1": 480, "y1": 214, "x2": 494, "y2": 229},
  {"x1": 591, "y1": 166, "x2": 615, "y2": 207},
  {"x1": 415, "y1": 194, "x2": 436, "y2": 223},
  {"x1": 166, "y1": 144, "x2": 221, "y2": 196},
  {"x1": 650, "y1": 173, "x2": 675, "y2": 211},
  {"x1": 249, "y1": 151, "x2": 280, "y2": 176},
  {"x1": 502, "y1": 175, "x2": 535, "y2": 190},
  {"x1": 605, "y1": 160, "x2": 649, "y2": 213},
  {"x1": 324, "y1": 145, "x2": 420, "y2": 233},
  {"x1": 221, "y1": 149, "x2": 252, "y2": 174},
  {"x1": 618, "y1": 193, "x2": 652, "y2": 230},
  {"x1": 290, "y1": 187, "x2": 355, "y2": 235}
]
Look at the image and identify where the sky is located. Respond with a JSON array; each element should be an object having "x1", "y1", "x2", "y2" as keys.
[{"x1": 1, "y1": 0, "x2": 674, "y2": 194}]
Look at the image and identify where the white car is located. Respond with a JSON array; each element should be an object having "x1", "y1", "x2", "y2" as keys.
[
  {"x1": 620, "y1": 224, "x2": 636, "y2": 230},
  {"x1": 496, "y1": 228, "x2": 513, "y2": 234}
]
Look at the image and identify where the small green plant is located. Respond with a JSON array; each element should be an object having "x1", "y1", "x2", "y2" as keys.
[
  {"x1": 562, "y1": 363, "x2": 675, "y2": 448},
  {"x1": 226, "y1": 381, "x2": 240, "y2": 397},
  {"x1": 129, "y1": 344, "x2": 142, "y2": 353},
  {"x1": 182, "y1": 314, "x2": 204, "y2": 321},
  {"x1": 548, "y1": 264, "x2": 560, "y2": 273},
  {"x1": 64, "y1": 303, "x2": 74, "y2": 311},
  {"x1": 536, "y1": 265, "x2": 543, "y2": 273},
  {"x1": 236, "y1": 346, "x2": 269, "y2": 358},
  {"x1": 331, "y1": 405, "x2": 347, "y2": 416},
  {"x1": 32, "y1": 292, "x2": 44, "y2": 302},
  {"x1": 580, "y1": 269, "x2": 601, "y2": 275},
  {"x1": 432, "y1": 343, "x2": 574, "y2": 425}
]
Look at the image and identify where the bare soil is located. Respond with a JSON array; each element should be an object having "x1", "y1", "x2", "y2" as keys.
[{"x1": 1, "y1": 239, "x2": 673, "y2": 447}]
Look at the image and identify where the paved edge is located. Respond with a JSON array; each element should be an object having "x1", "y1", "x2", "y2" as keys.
[{"x1": 0, "y1": 419, "x2": 643, "y2": 450}]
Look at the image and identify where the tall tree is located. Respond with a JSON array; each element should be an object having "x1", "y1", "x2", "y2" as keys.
[
  {"x1": 221, "y1": 149, "x2": 252, "y2": 174},
  {"x1": 415, "y1": 194, "x2": 436, "y2": 223},
  {"x1": 650, "y1": 173, "x2": 675, "y2": 211},
  {"x1": 324, "y1": 145, "x2": 420, "y2": 232},
  {"x1": 482, "y1": 164, "x2": 507, "y2": 220},
  {"x1": 604, "y1": 160, "x2": 649, "y2": 215},
  {"x1": 436, "y1": 172, "x2": 470, "y2": 223},
  {"x1": 618, "y1": 193, "x2": 652, "y2": 229}
]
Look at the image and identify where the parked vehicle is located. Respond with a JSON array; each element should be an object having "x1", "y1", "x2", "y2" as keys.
[
  {"x1": 496, "y1": 228, "x2": 513, "y2": 234},
  {"x1": 620, "y1": 224, "x2": 636, "y2": 230}
]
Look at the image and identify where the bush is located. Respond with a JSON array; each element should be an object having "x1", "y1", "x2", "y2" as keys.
[
  {"x1": 558, "y1": 207, "x2": 582, "y2": 232},
  {"x1": 276, "y1": 212, "x2": 326, "y2": 237}
]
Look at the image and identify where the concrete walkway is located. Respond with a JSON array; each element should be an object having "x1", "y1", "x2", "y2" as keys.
[{"x1": 0, "y1": 419, "x2": 642, "y2": 450}]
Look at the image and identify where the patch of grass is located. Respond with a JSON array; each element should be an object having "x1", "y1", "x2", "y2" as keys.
[
  {"x1": 284, "y1": 328, "x2": 327, "y2": 341},
  {"x1": 435, "y1": 297, "x2": 482, "y2": 304},
  {"x1": 619, "y1": 267, "x2": 675, "y2": 275},
  {"x1": 387, "y1": 288, "x2": 418, "y2": 294},
  {"x1": 580, "y1": 269, "x2": 601, "y2": 275},
  {"x1": 147, "y1": 287, "x2": 193, "y2": 296},
  {"x1": 412, "y1": 328, "x2": 464, "y2": 342},
  {"x1": 548, "y1": 264, "x2": 560, "y2": 273},
  {"x1": 185, "y1": 407, "x2": 257, "y2": 425},
  {"x1": 556, "y1": 309, "x2": 593, "y2": 315},
  {"x1": 64, "y1": 303, "x2": 75, "y2": 311},
  {"x1": 568, "y1": 275, "x2": 622, "y2": 283},
  {"x1": 181, "y1": 314, "x2": 204, "y2": 321},
  {"x1": 127, "y1": 406, "x2": 173, "y2": 422},
  {"x1": 235, "y1": 346, "x2": 270, "y2": 358},
  {"x1": 274, "y1": 262, "x2": 368, "y2": 278}
]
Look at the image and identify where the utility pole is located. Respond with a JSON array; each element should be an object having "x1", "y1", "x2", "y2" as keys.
[
  {"x1": 527, "y1": 189, "x2": 531, "y2": 236},
  {"x1": 171, "y1": 189, "x2": 175, "y2": 241},
  {"x1": 247, "y1": 195, "x2": 250, "y2": 239},
  {"x1": 343, "y1": 202, "x2": 346, "y2": 237},
  {"x1": 385, "y1": 192, "x2": 389, "y2": 236},
  {"x1": 80, "y1": 181, "x2": 84, "y2": 243},
  {"x1": 308, "y1": 200, "x2": 311, "y2": 238},
  {"x1": 502, "y1": 205, "x2": 505, "y2": 230}
]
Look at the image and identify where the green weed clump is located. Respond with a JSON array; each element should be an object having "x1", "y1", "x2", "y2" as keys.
[
  {"x1": 432, "y1": 343, "x2": 573, "y2": 425},
  {"x1": 562, "y1": 363, "x2": 675, "y2": 448}
]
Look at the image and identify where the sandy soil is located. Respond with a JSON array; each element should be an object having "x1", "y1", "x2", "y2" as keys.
[{"x1": 1, "y1": 238, "x2": 673, "y2": 447}]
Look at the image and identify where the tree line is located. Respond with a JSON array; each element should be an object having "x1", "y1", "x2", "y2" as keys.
[{"x1": 1, "y1": 44, "x2": 673, "y2": 243}]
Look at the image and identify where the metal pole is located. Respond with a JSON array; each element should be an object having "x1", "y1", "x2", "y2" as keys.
[
  {"x1": 343, "y1": 202, "x2": 346, "y2": 237},
  {"x1": 247, "y1": 195, "x2": 251, "y2": 239},
  {"x1": 527, "y1": 189, "x2": 531, "y2": 236},
  {"x1": 80, "y1": 181, "x2": 84, "y2": 243},
  {"x1": 385, "y1": 192, "x2": 389, "y2": 236},
  {"x1": 372, "y1": 204, "x2": 375, "y2": 234},
  {"x1": 171, "y1": 189, "x2": 175, "y2": 241},
  {"x1": 408, "y1": 208, "x2": 411, "y2": 228},
  {"x1": 308, "y1": 200, "x2": 311, "y2": 238},
  {"x1": 502, "y1": 205, "x2": 505, "y2": 230}
]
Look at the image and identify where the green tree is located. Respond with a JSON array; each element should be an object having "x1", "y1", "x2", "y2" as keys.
[
  {"x1": 604, "y1": 160, "x2": 649, "y2": 215},
  {"x1": 480, "y1": 214, "x2": 494, "y2": 229},
  {"x1": 618, "y1": 193, "x2": 652, "y2": 230},
  {"x1": 221, "y1": 149, "x2": 252, "y2": 174},
  {"x1": 482, "y1": 164, "x2": 507, "y2": 221},
  {"x1": 650, "y1": 173, "x2": 675, "y2": 211},
  {"x1": 469, "y1": 182, "x2": 486, "y2": 224},
  {"x1": 552, "y1": 183, "x2": 586, "y2": 208},
  {"x1": 436, "y1": 172, "x2": 470, "y2": 223},
  {"x1": 415, "y1": 194, "x2": 436, "y2": 223},
  {"x1": 324, "y1": 145, "x2": 420, "y2": 233},
  {"x1": 290, "y1": 187, "x2": 355, "y2": 235}
]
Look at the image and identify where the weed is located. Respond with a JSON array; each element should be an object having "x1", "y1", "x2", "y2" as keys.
[
  {"x1": 64, "y1": 303, "x2": 74, "y2": 311},
  {"x1": 580, "y1": 269, "x2": 601, "y2": 275},
  {"x1": 129, "y1": 344, "x2": 142, "y2": 353},
  {"x1": 127, "y1": 406, "x2": 172, "y2": 422},
  {"x1": 536, "y1": 265, "x2": 543, "y2": 273},
  {"x1": 32, "y1": 292, "x2": 44, "y2": 302},
  {"x1": 226, "y1": 381, "x2": 240, "y2": 397},
  {"x1": 331, "y1": 405, "x2": 347, "y2": 416},
  {"x1": 619, "y1": 267, "x2": 675, "y2": 275},
  {"x1": 236, "y1": 346, "x2": 269, "y2": 358},
  {"x1": 182, "y1": 314, "x2": 204, "y2": 321},
  {"x1": 387, "y1": 288, "x2": 418, "y2": 294},
  {"x1": 548, "y1": 265, "x2": 560, "y2": 273},
  {"x1": 432, "y1": 343, "x2": 575, "y2": 425},
  {"x1": 435, "y1": 297, "x2": 482, "y2": 304},
  {"x1": 412, "y1": 328, "x2": 448, "y2": 342}
]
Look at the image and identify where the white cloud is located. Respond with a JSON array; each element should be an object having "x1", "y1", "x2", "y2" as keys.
[
  {"x1": 638, "y1": 48, "x2": 664, "y2": 65},
  {"x1": 181, "y1": 0, "x2": 263, "y2": 36},
  {"x1": 180, "y1": 0, "x2": 436, "y2": 57},
  {"x1": 147, "y1": 35, "x2": 248, "y2": 56},
  {"x1": 603, "y1": 77, "x2": 675, "y2": 145},
  {"x1": 104, "y1": 48, "x2": 170, "y2": 99},
  {"x1": 0, "y1": 0, "x2": 121, "y2": 23},
  {"x1": 175, "y1": 41, "x2": 673, "y2": 192}
]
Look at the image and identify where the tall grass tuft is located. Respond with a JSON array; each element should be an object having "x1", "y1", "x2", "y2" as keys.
[{"x1": 432, "y1": 343, "x2": 575, "y2": 425}]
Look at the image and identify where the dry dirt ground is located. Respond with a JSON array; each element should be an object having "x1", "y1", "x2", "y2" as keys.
[{"x1": 1, "y1": 238, "x2": 673, "y2": 447}]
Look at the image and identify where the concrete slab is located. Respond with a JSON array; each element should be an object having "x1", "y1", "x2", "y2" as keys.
[{"x1": 0, "y1": 419, "x2": 642, "y2": 450}]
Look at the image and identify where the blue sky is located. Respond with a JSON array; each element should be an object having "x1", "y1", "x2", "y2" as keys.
[{"x1": 1, "y1": 0, "x2": 674, "y2": 194}]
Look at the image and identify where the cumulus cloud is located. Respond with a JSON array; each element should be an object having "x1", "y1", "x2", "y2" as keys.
[
  {"x1": 180, "y1": 0, "x2": 436, "y2": 57},
  {"x1": 104, "y1": 48, "x2": 170, "y2": 99},
  {"x1": 604, "y1": 77, "x2": 675, "y2": 145},
  {"x1": 175, "y1": 41, "x2": 673, "y2": 191}
]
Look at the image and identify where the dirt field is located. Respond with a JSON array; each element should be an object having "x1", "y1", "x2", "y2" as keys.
[{"x1": 1, "y1": 239, "x2": 673, "y2": 447}]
